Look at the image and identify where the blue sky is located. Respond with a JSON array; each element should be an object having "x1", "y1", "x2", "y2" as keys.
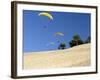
[{"x1": 23, "y1": 10, "x2": 90, "y2": 53}]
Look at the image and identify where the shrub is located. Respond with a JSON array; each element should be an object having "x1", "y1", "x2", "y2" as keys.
[
  {"x1": 58, "y1": 43, "x2": 66, "y2": 50},
  {"x1": 69, "y1": 34, "x2": 83, "y2": 47},
  {"x1": 85, "y1": 36, "x2": 91, "y2": 43}
]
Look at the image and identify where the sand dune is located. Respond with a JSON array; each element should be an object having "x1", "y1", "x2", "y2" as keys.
[{"x1": 23, "y1": 43, "x2": 91, "y2": 69}]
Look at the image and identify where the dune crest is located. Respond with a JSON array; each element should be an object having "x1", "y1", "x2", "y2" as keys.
[{"x1": 24, "y1": 43, "x2": 91, "y2": 69}]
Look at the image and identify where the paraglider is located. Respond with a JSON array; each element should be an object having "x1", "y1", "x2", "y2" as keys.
[
  {"x1": 54, "y1": 32, "x2": 64, "y2": 44},
  {"x1": 38, "y1": 12, "x2": 53, "y2": 20},
  {"x1": 46, "y1": 42, "x2": 55, "y2": 46},
  {"x1": 54, "y1": 32, "x2": 64, "y2": 36},
  {"x1": 50, "y1": 42, "x2": 55, "y2": 45}
]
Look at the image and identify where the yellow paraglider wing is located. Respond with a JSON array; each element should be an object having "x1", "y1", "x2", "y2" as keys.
[
  {"x1": 55, "y1": 32, "x2": 64, "y2": 36},
  {"x1": 38, "y1": 12, "x2": 53, "y2": 20}
]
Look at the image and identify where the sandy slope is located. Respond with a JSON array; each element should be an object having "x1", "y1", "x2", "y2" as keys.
[{"x1": 23, "y1": 43, "x2": 91, "y2": 69}]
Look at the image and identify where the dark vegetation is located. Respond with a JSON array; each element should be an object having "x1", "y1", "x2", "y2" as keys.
[
  {"x1": 69, "y1": 34, "x2": 84, "y2": 47},
  {"x1": 58, "y1": 34, "x2": 91, "y2": 50},
  {"x1": 84, "y1": 36, "x2": 91, "y2": 43},
  {"x1": 58, "y1": 43, "x2": 66, "y2": 50}
]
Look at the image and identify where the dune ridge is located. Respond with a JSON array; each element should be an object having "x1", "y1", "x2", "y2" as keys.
[{"x1": 24, "y1": 43, "x2": 91, "y2": 69}]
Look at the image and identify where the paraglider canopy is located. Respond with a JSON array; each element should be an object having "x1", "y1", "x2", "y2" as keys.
[
  {"x1": 54, "y1": 32, "x2": 64, "y2": 36},
  {"x1": 38, "y1": 12, "x2": 53, "y2": 20},
  {"x1": 46, "y1": 42, "x2": 55, "y2": 46}
]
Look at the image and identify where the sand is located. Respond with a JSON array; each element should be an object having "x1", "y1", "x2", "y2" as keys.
[{"x1": 23, "y1": 43, "x2": 91, "y2": 69}]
